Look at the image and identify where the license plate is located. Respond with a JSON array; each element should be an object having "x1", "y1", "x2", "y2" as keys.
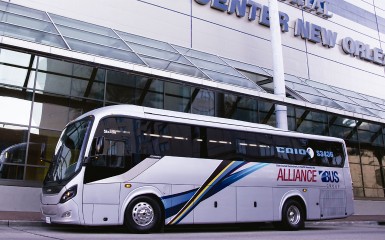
[{"x1": 45, "y1": 216, "x2": 51, "y2": 224}]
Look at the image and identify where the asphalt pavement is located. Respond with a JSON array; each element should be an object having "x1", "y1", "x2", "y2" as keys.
[{"x1": 0, "y1": 211, "x2": 384, "y2": 227}]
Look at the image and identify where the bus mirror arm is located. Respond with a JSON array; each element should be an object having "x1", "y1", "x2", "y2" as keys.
[
  {"x1": 40, "y1": 157, "x2": 52, "y2": 164},
  {"x1": 40, "y1": 143, "x2": 51, "y2": 163}
]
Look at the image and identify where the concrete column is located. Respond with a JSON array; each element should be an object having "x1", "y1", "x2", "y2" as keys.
[{"x1": 268, "y1": 0, "x2": 288, "y2": 130}]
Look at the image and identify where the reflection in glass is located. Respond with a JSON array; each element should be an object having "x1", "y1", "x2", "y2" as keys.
[
  {"x1": 0, "y1": 48, "x2": 32, "y2": 66},
  {"x1": 30, "y1": 57, "x2": 106, "y2": 100},
  {"x1": 0, "y1": 1, "x2": 50, "y2": 21},
  {"x1": 0, "y1": 124, "x2": 28, "y2": 180},
  {"x1": 58, "y1": 25, "x2": 129, "y2": 50},
  {"x1": 0, "y1": 22, "x2": 67, "y2": 48},
  {"x1": 259, "y1": 101, "x2": 276, "y2": 126},
  {"x1": 0, "y1": 96, "x2": 31, "y2": 126},
  {"x1": 358, "y1": 122, "x2": 383, "y2": 146},
  {"x1": 224, "y1": 94, "x2": 258, "y2": 123},
  {"x1": 346, "y1": 143, "x2": 361, "y2": 164},
  {"x1": 28, "y1": 128, "x2": 60, "y2": 166},
  {"x1": 350, "y1": 163, "x2": 364, "y2": 197},
  {"x1": 64, "y1": 38, "x2": 145, "y2": 64},
  {"x1": 204, "y1": 69, "x2": 256, "y2": 89},
  {"x1": 287, "y1": 106, "x2": 296, "y2": 131},
  {"x1": 296, "y1": 92, "x2": 342, "y2": 109},
  {"x1": 1, "y1": 12, "x2": 58, "y2": 34},
  {"x1": 234, "y1": 69, "x2": 268, "y2": 92},
  {"x1": 49, "y1": 14, "x2": 118, "y2": 37},
  {"x1": 294, "y1": 109, "x2": 328, "y2": 135},
  {"x1": 172, "y1": 45, "x2": 224, "y2": 64},
  {"x1": 363, "y1": 164, "x2": 384, "y2": 197},
  {"x1": 25, "y1": 166, "x2": 47, "y2": 182},
  {"x1": 191, "y1": 89, "x2": 214, "y2": 116},
  {"x1": 31, "y1": 97, "x2": 103, "y2": 130},
  {"x1": 105, "y1": 70, "x2": 137, "y2": 104},
  {"x1": 0, "y1": 64, "x2": 28, "y2": 88},
  {"x1": 31, "y1": 102, "x2": 70, "y2": 130},
  {"x1": 138, "y1": 55, "x2": 207, "y2": 79},
  {"x1": 360, "y1": 145, "x2": 384, "y2": 166},
  {"x1": 117, "y1": 31, "x2": 176, "y2": 52},
  {"x1": 329, "y1": 117, "x2": 358, "y2": 140},
  {"x1": 223, "y1": 58, "x2": 269, "y2": 77},
  {"x1": 164, "y1": 82, "x2": 190, "y2": 112}
]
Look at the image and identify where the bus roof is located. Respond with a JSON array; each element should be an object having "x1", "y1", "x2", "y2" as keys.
[{"x1": 74, "y1": 105, "x2": 345, "y2": 144}]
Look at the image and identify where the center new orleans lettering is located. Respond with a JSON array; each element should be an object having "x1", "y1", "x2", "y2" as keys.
[
  {"x1": 194, "y1": 0, "x2": 290, "y2": 32},
  {"x1": 278, "y1": 0, "x2": 333, "y2": 18},
  {"x1": 194, "y1": 0, "x2": 385, "y2": 69},
  {"x1": 195, "y1": 0, "x2": 332, "y2": 21},
  {"x1": 341, "y1": 37, "x2": 385, "y2": 66},
  {"x1": 294, "y1": 19, "x2": 337, "y2": 48}
]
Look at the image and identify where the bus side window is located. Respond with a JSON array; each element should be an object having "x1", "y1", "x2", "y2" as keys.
[
  {"x1": 205, "y1": 128, "x2": 233, "y2": 160},
  {"x1": 235, "y1": 132, "x2": 269, "y2": 162},
  {"x1": 272, "y1": 135, "x2": 307, "y2": 164},
  {"x1": 106, "y1": 140, "x2": 126, "y2": 168},
  {"x1": 84, "y1": 117, "x2": 133, "y2": 183}
]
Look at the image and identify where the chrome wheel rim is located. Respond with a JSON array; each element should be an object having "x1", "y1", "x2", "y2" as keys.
[
  {"x1": 132, "y1": 202, "x2": 154, "y2": 226},
  {"x1": 287, "y1": 205, "x2": 301, "y2": 225}
]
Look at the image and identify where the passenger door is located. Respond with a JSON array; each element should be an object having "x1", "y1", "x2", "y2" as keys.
[{"x1": 83, "y1": 117, "x2": 134, "y2": 225}]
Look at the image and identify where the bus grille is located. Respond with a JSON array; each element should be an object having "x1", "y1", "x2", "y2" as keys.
[{"x1": 320, "y1": 190, "x2": 347, "y2": 218}]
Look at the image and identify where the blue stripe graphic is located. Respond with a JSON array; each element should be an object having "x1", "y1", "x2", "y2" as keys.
[{"x1": 162, "y1": 161, "x2": 269, "y2": 223}]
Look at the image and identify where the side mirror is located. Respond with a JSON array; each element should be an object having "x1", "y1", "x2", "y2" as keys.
[
  {"x1": 40, "y1": 143, "x2": 51, "y2": 163},
  {"x1": 96, "y1": 136, "x2": 104, "y2": 155},
  {"x1": 40, "y1": 143, "x2": 46, "y2": 160},
  {"x1": 91, "y1": 136, "x2": 104, "y2": 156}
]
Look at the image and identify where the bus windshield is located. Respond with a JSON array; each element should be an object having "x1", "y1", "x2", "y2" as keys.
[{"x1": 45, "y1": 118, "x2": 92, "y2": 183}]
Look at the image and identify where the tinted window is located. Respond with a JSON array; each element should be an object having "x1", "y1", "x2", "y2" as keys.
[
  {"x1": 137, "y1": 120, "x2": 192, "y2": 157},
  {"x1": 235, "y1": 132, "x2": 275, "y2": 162},
  {"x1": 85, "y1": 117, "x2": 134, "y2": 183},
  {"x1": 85, "y1": 116, "x2": 345, "y2": 184},
  {"x1": 272, "y1": 135, "x2": 345, "y2": 167}
]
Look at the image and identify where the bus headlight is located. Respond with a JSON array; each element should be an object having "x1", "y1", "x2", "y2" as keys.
[{"x1": 59, "y1": 185, "x2": 77, "y2": 203}]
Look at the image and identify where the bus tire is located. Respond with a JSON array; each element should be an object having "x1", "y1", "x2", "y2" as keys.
[
  {"x1": 280, "y1": 199, "x2": 305, "y2": 231},
  {"x1": 124, "y1": 195, "x2": 163, "y2": 233}
]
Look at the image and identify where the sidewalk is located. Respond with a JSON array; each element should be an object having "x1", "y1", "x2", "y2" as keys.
[{"x1": 0, "y1": 211, "x2": 384, "y2": 226}]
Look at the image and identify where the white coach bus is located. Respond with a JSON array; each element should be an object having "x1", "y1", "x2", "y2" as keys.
[{"x1": 41, "y1": 105, "x2": 354, "y2": 233}]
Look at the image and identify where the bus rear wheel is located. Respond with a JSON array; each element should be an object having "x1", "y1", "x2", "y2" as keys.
[
  {"x1": 124, "y1": 196, "x2": 163, "y2": 233},
  {"x1": 280, "y1": 199, "x2": 305, "y2": 231}
]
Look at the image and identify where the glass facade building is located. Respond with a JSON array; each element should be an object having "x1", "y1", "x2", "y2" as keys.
[{"x1": 0, "y1": 0, "x2": 385, "y2": 207}]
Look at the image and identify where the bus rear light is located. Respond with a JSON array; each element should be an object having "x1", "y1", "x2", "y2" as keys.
[{"x1": 59, "y1": 185, "x2": 77, "y2": 203}]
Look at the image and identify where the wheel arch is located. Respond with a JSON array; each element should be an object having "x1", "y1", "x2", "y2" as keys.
[
  {"x1": 119, "y1": 186, "x2": 165, "y2": 225},
  {"x1": 278, "y1": 190, "x2": 307, "y2": 222}
]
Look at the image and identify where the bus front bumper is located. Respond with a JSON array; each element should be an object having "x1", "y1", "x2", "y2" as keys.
[{"x1": 41, "y1": 200, "x2": 81, "y2": 225}]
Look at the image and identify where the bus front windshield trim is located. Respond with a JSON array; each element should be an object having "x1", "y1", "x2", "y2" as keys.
[{"x1": 45, "y1": 118, "x2": 92, "y2": 184}]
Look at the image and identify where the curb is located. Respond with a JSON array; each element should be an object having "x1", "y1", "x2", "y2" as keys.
[
  {"x1": 0, "y1": 220, "x2": 45, "y2": 227},
  {"x1": 306, "y1": 221, "x2": 380, "y2": 226}
]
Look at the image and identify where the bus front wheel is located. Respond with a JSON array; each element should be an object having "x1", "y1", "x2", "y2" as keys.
[
  {"x1": 124, "y1": 196, "x2": 163, "y2": 233},
  {"x1": 280, "y1": 199, "x2": 305, "y2": 231}
]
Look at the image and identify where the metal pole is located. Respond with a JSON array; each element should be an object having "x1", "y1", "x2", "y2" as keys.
[{"x1": 268, "y1": 0, "x2": 288, "y2": 130}]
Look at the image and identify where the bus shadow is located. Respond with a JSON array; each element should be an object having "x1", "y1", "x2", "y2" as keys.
[{"x1": 42, "y1": 222, "x2": 334, "y2": 234}]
